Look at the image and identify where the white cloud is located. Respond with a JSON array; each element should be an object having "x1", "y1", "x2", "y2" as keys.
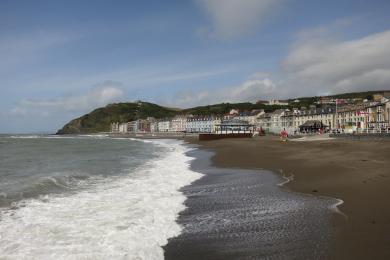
[
  {"x1": 169, "y1": 29, "x2": 390, "y2": 106},
  {"x1": 172, "y1": 76, "x2": 278, "y2": 107},
  {"x1": 8, "y1": 81, "x2": 124, "y2": 117},
  {"x1": 197, "y1": 0, "x2": 284, "y2": 39},
  {"x1": 283, "y1": 29, "x2": 390, "y2": 94}
]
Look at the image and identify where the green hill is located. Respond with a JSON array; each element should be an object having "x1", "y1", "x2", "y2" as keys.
[
  {"x1": 56, "y1": 102, "x2": 178, "y2": 134},
  {"x1": 182, "y1": 102, "x2": 287, "y2": 115}
]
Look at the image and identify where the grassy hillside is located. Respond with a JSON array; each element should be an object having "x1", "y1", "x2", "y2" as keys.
[
  {"x1": 288, "y1": 90, "x2": 388, "y2": 106},
  {"x1": 56, "y1": 102, "x2": 178, "y2": 134},
  {"x1": 327, "y1": 90, "x2": 387, "y2": 99},
  {"x1": 183, "y1": 102, "x2": 288, "y2": 115}
]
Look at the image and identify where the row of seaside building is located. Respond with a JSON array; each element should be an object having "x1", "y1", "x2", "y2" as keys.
[{"x1": 111, "y1": 96, "x2": 390, "y2": 135}]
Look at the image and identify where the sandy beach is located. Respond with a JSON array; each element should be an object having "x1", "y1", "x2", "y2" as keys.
[
  {"x1": 187, "y1": 135, "x2": 390, "y2": 259},
  {"x1": 164, "y1": 146, "x2": 336, "y2": 259}
]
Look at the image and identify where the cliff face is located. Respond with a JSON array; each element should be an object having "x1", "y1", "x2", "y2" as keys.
[
  {"x1": 56, "y1": 118, "x2": 83, "y2": 134},
  {"x1": 56, "y1": 102, "x2": 178, "y2": 134}
]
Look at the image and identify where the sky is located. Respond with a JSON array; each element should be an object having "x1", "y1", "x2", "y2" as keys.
[{"x1": 1, "y1": 0, "x2": 390, "y2": 133}]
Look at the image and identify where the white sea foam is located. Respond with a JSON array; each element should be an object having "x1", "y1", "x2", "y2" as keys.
[
  {"x1": 0, "y1": 139, "x2": 202, "y2": 260},
  {"x1": 127, "y1": 137, "x2": 154, "y2": 143},
  {"x1": 77, "y1": 134, "x2": 110, "y2": 138},
  {"x1": 42, "y1": 134, "x2": 110, "y2": 139},
  {"x1": 8, "y1": 135, "x2": 42, "y2": 139},
  {"x1": 6, "y1": 134, "x2": 110, "y2": 140},
  {"x1": 328, "y1": 198, "x2": 348, "y2": 219},
  {"x1": 277, "y1": 170, "x2": 294, "y2": 187}
]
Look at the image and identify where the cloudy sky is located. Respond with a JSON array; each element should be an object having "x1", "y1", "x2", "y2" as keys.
[{"x1": 1, "y1": 0, "x2": 390, "y2": 133}]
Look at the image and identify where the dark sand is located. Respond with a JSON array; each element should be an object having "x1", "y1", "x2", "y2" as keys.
[
  {"x1": 186, "y1": 135, "x2": 390, "y2": 259},
  {"x1": 164, "y1": 148, "x2": 336, "y2": 259}
]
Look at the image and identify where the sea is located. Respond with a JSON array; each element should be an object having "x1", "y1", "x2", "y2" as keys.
[
  {"x1": 0, "y1": 134, "x2": 202, "y2": 259},
  {"x1": 0, "y1": 134, "x2": 338, "y2": 259}
]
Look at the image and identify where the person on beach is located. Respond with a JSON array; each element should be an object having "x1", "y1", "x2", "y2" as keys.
[{"x1": 280, "y1": 128, "x2": 288, "y2": 142}]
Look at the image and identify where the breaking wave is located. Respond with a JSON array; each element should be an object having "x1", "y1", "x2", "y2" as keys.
[{"x1": 0, "y1": 139, "x2": 202, "y2": 259}]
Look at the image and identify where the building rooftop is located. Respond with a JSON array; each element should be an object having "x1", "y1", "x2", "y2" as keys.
[{"x1": 219, "y1": 119, "x2": 252, "y2": 126}]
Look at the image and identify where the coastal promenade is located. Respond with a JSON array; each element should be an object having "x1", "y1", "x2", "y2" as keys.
[{"x1": 186, "y1": 135, "x2": 390, "y2": 259}]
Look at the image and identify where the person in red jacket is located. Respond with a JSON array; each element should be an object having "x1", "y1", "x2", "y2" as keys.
[{"x1": 280, "y1": 128, "x2": 288, "y2": 142}]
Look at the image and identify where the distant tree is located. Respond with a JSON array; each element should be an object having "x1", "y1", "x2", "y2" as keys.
[{"x1": 365, "y1": 95, "x2": 373, "y2": 101}]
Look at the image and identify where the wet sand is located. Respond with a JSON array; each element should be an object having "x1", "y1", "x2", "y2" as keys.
[
  {"x1": 164, "y1": 148, "x2": 336, "y2": 259},
  {"x1": 186, "y1": 135, "x2": 390, "y2": 259}
]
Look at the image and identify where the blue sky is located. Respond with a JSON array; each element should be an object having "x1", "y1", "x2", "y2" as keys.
[{"x1": 1, "y1": 0, "x2": 390, "y2": 133}]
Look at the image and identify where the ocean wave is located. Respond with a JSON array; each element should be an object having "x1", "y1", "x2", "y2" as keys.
[
  {"x1": 43, "y1": 134, "x2": 110, "y2": 139},
  {"x1": 6, "y1": 134, "x2": 110, "y2": 140},
  {"x1": 0, "y1": 139, "x2": 202, "y2": 260},
  {"x1": 76, "y1": 134, "x2": 110, "y2": 138},
  {"x1": 0, "y1": 173, "x2": 95, "y2": 208},
  {"x1": 8, "y1": 135, "x2": 42, "y2": 139}
]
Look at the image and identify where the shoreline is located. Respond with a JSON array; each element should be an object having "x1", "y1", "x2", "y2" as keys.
[
  {"x1": 275, "y1": 169, "x2": 348, "y2": 220},
  {"x1": 185, "y1": 135, "x2": 390, "y2": 259},
  {"x1": 164, "y1": 143, "x2": 336, "y2": 259},
  {"x1": 275, "y1": 168, "x2": 348, "y2": 220}
]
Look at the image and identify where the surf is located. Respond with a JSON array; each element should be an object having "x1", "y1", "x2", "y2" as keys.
[{"x1": 0, "y1": 138, "x2": 202, "y2": 260}]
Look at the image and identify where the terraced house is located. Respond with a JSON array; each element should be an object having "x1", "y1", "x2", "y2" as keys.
[
  {"x1": 157, "y1": 119, "x2": 171, "y2": 132},
  {"x1": 186, "y1": 116, "x2": 216, "y2": 133},
  {"x1": 293, "y1": 107, "x2": 336, "y2": 130},
  {"x1": 170, "y1": 115, "x2": 189, "y2": 132},
  {"x1": 256, "y1": 112, "x2": 271, "y2": 131},
  {"x1": 235, "y1": 110, "x2": 265, "y2": 125},
  {"x1": 336, "y1": 99, "x2": 390, "y2": 132}
]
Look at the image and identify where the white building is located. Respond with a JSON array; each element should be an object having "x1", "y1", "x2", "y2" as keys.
[
  {"x1": 234, "y1": 110, "x2": 264, "y2": 125},
  {"x1": 212, "y1": 117, "x2": 222, "y2": 133},
  {"x1": 110, "y1": 122, "x2": 119, "y2": 133},
  {"x1": 186, "y1": 116, "x2": 215, "y2": 133},
  {"x1": 385, "y1": 96, "x2": 390, "y2": 125},
  {"x1": 229, "y1": 109, "x2": 239, "y2": 115},
  {"x1": 126, "y1": 121, "x2": 137, "y2": 133},
  {"x1": 118, "y1": 123, "x2": 128, "y2": 133},
  {"x1": 150, "y1": 121, "x2": 159, "y2": 132},
  {"x1": 234, "y1": 111, "x2": 252, "y2": 122},
  {"x1": 270, "y1": 109, "x2": 286, "y2": 129},
  {"x1": 255, "y1": 113, "x2": 271, "y2": 131},
  {"x1": 157, "y1": 119, "x2": 171, "y2": 132},
  {"x1": 171, "y1": 115, "x2": 189, "y2": 132},
  {"x1": 268, "y1": 99, "x2": 289, "y2": 106}
]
